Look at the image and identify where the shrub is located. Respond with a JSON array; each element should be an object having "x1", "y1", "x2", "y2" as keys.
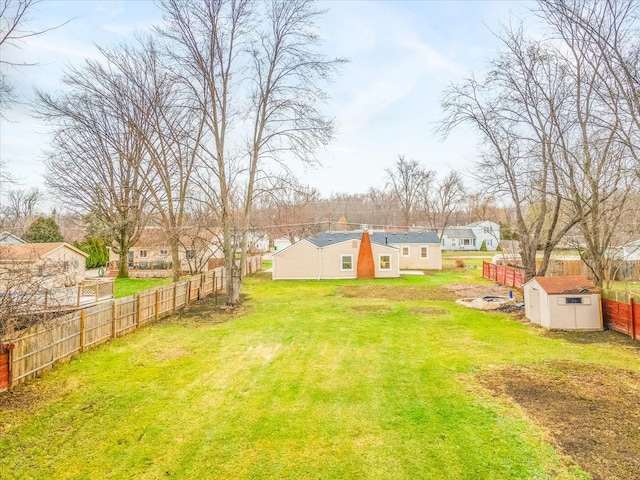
[
  {"x1": 496, "y1": 243, "x2": 502, "y2": 252},
  {"x1": 74, "y1": 237, "x2": 109, "y2": 268},
  {"x1": 480, "y1": 240, "x2": 487, "y2": 251},
  {"x1": 455, "y1": 258, "x2": 466, "y2": 268}
]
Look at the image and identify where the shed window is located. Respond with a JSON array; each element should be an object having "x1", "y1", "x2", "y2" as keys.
[
  {"x1": 566, "y1": 297, "x2": 583, "y2": 304},
  {"x1": 379, "y1": 254, "x2": 391, "y2": 270},
  {"x1": 401, "y1": 246, "x2": 410, "y2": 256},
  {"x1": 341, "y1": 255, "x2": 353, "y2": 271},
  {"x1": 420, "y1": 246, "x2": 428, "y2": 259}
]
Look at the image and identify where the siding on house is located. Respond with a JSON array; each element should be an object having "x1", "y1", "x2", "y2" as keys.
[{"x1": 272, "y1": 237, "x2": 401, "y2": 280}]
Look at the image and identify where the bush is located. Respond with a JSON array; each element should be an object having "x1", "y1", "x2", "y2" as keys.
[
  {"x1": 23, "y1": 217, "x2": 64, "y2": 243},
  {"x1": 455, "y1": 258, "x2": 466, "y2": 268},
  {"x1": 74, "y1": 237, "x2": 109, "y2": 268},
  {"x1": 479, "y1": 240, "x2": 487, "y2": 251},
  {"x1": 496, "y1": 243, "x2": 502, "y2": 252}
]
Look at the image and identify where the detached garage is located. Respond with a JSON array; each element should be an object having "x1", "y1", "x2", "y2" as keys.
[{"x1": 524, "y1": 276, "x2": 602, "y2": 330}]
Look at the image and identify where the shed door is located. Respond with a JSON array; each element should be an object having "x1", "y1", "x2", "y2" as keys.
[{"x1": 529, "y1": 288, "x2": 541, "y2": 324}]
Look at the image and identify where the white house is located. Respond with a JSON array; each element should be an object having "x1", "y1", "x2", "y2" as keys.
[
  {"x1": 441, "y1": 221, "x2": 500, "y2": 251},
  {"x1": 272, "y1": 230, "x2": 442, "y2": 280},
  {"x1": 614, "y1": 239, "x2": 640, "y2": 261},
  {"x1": 523, "y1": 276, "x2": 602, "y2": 330}
]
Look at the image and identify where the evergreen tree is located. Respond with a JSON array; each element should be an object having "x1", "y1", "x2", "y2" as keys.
[{"x1": 23, "y1": 217, "x2": 65, "y2": 243}]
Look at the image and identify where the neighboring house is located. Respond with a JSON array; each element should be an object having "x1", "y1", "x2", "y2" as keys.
[
  {"x1": 110, "y1": 226, "x2": 224, "y2": 277},
  {"x1": 272, "y1": 230, "x2": 441, "y2": 280},
  {"x1": 0, "y1": 232, "x2": 26, "y2": 244},
  {"x1": 441, "y1": 221, "x2": 500, "y2": 251},
  {"x1": 523, "y1": 276, "x2": 602, "y2": 330},
  {"x1": 0, "y1": 242, "x2": 88, "y2": 289},
  {"x1": 273, "y1": 237, "x2": 297, "y2": 252},
  {"x1": 614, "y1": 239, "x2": 640, "y2": 261}
]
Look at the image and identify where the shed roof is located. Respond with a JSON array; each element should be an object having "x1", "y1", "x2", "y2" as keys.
[
  {"x1": 0, "y1": 242, "x2": 88, "y2": 261},
  {"x1": 531, "y1": 276, "x2": 599, "y2": 294},
  {"x1": 308, "y1": 231, "x2": 440, "y2": 248}
]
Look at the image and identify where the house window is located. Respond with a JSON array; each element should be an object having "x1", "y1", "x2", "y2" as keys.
[
  {"x1": 379, "y1": 254, "x2": 391, "y2": 270},
  {"x1": 420, "y1": 246, "x2": 428, "y2": 259},
  {"x1": 341, "y1": 254, "x2": 353, "y2": 271},
  {"x1": 185, "y1": 248, "x2": 196, "y2": 260},
  {"x1": 401, "y1": 246, "x2": 410, "y2": 256},
  {"x1": 484, "y1": 227, "x2": 492, "y2": 234},
  {"x1": 462, "y1": 239, "x2": 472, "y2": 246},
  {"x1": 139, "y1": 250, "x2": 147, "y2": 258},
  {"x1": 160, "y1": 247, "x2": 168, "y2": 256}
]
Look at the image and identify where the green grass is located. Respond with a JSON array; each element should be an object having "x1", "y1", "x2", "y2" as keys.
[
  {"x1": 2, "y1": 270, "x2": 637, "y2": 479},
  {"x1": 114, "y1": 277, "x2": 173, "y2": 298}
]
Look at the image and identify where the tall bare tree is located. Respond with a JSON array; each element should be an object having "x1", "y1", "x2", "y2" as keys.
[
  {"x1": 37, "y1": 55, "x2": 152, "y2": 278},
  {"x1": 386, "y1": 155, "x2": 434, "y2": 228},
  {"x1": 424, "y1": 171, "x2": 465, "y2": 239},
  {"x1": 0, "y1": 0, "x2": 69, "y2": 113},
  {"x1": 158, "y1": 0, "x2": 343, "y2": 305}
]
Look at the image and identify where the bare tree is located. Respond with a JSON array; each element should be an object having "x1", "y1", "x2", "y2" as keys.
[
  {"x1": 158, "y1": 0, "x2": 343, "y2": 305},
  {"x1": 37, "y1": 54, "x2": 152, "y2": 278},
  {"x1": 424, "y1": 171, "x2": 465, "y2": 240},
  {"x1": 0, "y1": 187, "x2": 40, "y2": 234},
  {"x1": 386, "y1": 155, "x2": 434, "y2": 228},
  {"x1": 439, "y1": 28, "x2": 580, "y2": 280},
  {"x1": 0, "y1": 0, "x2": 70, "y2": 113}
]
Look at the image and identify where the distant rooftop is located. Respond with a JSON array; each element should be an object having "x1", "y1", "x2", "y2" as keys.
[{"x1": 307, "y1": 231, "x2": 440, "y2": 248}]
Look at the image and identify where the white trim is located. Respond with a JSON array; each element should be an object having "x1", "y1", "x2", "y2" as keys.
[{"x1": 340, "y1": 254, "x2": 354, "y2": 271}]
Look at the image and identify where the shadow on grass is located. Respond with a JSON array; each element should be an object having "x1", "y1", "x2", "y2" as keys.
[{"x1": 542, "y1": 329, "x2": 640, "y2": 349}]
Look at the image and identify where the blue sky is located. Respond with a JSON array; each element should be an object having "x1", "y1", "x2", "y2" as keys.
[{"x1": 0, "y1": 0, "x2": 531, "y2": 206}]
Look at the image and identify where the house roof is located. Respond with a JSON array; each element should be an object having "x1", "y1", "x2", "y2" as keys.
[
  {"x1": 530, "y1": 276, "x2": 599, "y2": 294},
  {"x1": 443, "y1": 228, "x2": 475, "y2": 239},
  {"x1": 307, "y1": 231, "x2": 440, "y2": 248},
  {"x1": 0, "y1": 231, "x2": 26, "y2": 244},
  {"x1": 0, "y1": 242, "x2": 89, "y2": 261}
]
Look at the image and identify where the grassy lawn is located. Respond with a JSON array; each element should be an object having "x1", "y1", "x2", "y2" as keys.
[
  {"x1": 114, "y1": 277, "x2": 174, "y2": 298},
  {"x1": 2, "y1": 268, "x2": 638, "y2": 479}
]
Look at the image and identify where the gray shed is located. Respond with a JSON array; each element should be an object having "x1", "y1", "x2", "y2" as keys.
[{"x1": 523, "y1": 276, "x2": 602, "y2": 330}]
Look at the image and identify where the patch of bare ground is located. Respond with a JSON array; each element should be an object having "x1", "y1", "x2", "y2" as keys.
[
  {"x1": 409, "y1": 307, "x2": 448, "y2": 316},
  {"x1": 446, "y1": 283, "x2": 521, "y2": 300},
  {"x1": 170, "y1": 296, "x2": 251, "y2": 326},
  {"x1": 338, "y1": 285, "x2": 457, "y2": 302},
  {"x1": 351, "y1": 305, "x2": 392, "y2": 313},
  {"x1": 479, "y1": 361, "x2": 640, "y2": 480}
]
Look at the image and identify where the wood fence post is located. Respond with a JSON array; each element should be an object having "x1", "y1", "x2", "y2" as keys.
[
  {"x1": 111, "y1": 301, "x2": 117, "y2": 338},
  {"x1": 630, "y1": 297, "x2": 636, "y2": 340},
  {"x1": 136, "y1": 294, "x2": 141, "y2": 328},
  {"x1": 186, "y1": 280, "x2": 191, "y2": 307},
  {"x1": 8, "y1": 345, "x2": 14, "y2": 389},
  {"x1": 155, "y1": 289, "x2": 160, "y2": 319},
  {"x1": 173, "y1": 283, "x2": 177, "y2": 312},
  {"x1": 80, "y1": 310, "x2": 86, "y2": 353}
]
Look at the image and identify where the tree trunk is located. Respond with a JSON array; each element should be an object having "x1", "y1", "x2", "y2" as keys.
[
  {"x1": 169, "y1": 236, "x2": 181, "y2": 282},
  {"x1": 117, "y1": 250, "x2": 129, "y2": 278}
]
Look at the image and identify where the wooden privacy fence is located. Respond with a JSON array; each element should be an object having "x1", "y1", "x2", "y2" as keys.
[
  {"x1": 602, "y1": 297, "x2": 639, "y2": 341},
  {"x1": 0, "y1": 256, "x2": 262, "y2": 390},
  {"x1": 482, "y1": 262, "x2": 526, "y2": 288}
]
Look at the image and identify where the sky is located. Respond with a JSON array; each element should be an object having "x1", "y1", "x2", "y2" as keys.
[{"x1": 0, "y1": 0, "x2": 532, "y2": 209}]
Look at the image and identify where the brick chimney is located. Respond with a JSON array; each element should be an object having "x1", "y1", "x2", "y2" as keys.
[{"x1": 357, "y1": 231, "x2": 375, "y2": 279}]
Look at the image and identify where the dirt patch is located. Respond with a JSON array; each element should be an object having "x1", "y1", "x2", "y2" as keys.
[
  {"x1": 351, "y1": 305, "x2": 393, "y2": 313},
  {"x1": 409, "y1": 307, "x2": 448, "y2": 316},
  {"x1": 542, "y1": 330, "x2": 640, "y2": 350},
  {"x1": 338, "y1": 285, "x2": 457, "y2": 302},
  {"x1": 479, "y1": 361, "x2": 640, "y2": 480},
  {"x1": 446, "y1": 283, "x2": 521, "y2": 300}
]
